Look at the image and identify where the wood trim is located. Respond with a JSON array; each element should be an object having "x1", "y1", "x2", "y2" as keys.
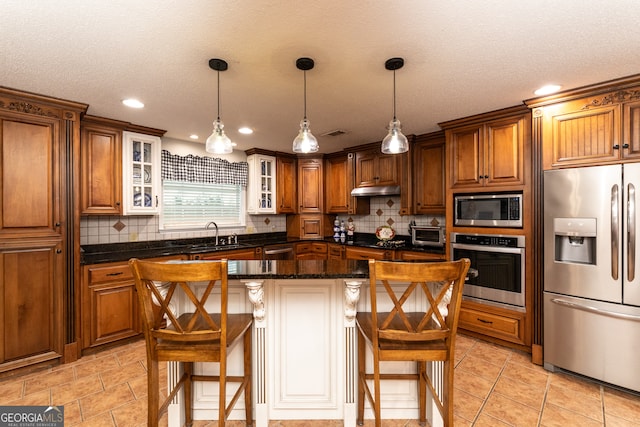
[
  {"x1": 531, "y1": 108, "x2": 545, "y2": 361},
  {"x1": 438, "y1": 104, "x2": 529, "y2": 129}
]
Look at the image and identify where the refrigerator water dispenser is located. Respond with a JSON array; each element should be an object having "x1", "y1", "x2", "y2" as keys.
[{"x1": 554, "y1": 218, "x2": 596, "y2": 264}]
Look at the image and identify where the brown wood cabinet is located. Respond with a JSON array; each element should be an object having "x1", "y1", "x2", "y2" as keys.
[
  {"x1": 298, "y1": 157, "x2": 324, "y2": 213},
  {"x1": 191, "y1": 248, "x2": 259, "y2": 260},
  {"x1": 396, "y1": 250, "x2": 445, "y2": 261},
  {"x1": 295, "y1": 242, "x2": 327, "y2": 260},
  {"x1": 80, "y1": 116, "x2": 126, "y2": 215},
  {"x1": 81, "y1": 255, "x2": 185, "y2": 352},
  {"x1": 458, "y1": 300, "x2": 526, "y2": 346},
  {"x1": 324, "y1": 152, "x2": 370, "y2": 215},
  {"x1": 413, "y1": 131, "x2": 445, "y2": 214},
  {"x1": 530, "y1": 88, "x2": 640, "y2": 169},
  {"x1": 345, "y1": 246, "x2": 393, "y2": 261},
  {"x1": 0, "y1": 88, "x2": 87, "y2": 373},
  {"x1": 276, "y1": 154, "x2": 297, "y2": 213},
  {"x1": 442, "y1": 105, "x2": 529, "y2": 190},
  {"x1": 327, "y1": 243, "x2": 345, "y2": 260},
  {"x1": 354, "y1": 147, "x2": 400, "y2": 188}
]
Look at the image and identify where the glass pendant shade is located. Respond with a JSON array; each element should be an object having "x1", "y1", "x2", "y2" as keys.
[
  {"x1": 292, "y1": 118, "x2": 319, "y2": 153},
  {"x1": 381, "y1": 118, "x2": 409, "y2": 154},
  {"x1": 206, "y1": 118, "x2": 233, "y2": 154}
]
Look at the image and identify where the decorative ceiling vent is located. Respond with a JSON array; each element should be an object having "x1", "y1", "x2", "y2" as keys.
[{"x1": 321, "y1": 129, "x2": 348, "y2": 137}]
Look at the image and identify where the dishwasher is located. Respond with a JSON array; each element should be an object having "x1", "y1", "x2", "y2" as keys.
[{"x1": 262, "y1": 243, "x2": 295, "y2": 260}]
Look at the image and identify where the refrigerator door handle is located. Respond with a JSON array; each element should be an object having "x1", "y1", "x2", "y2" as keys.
[
  {"x1": 612, "y1": 184, "x2": 619, "y2": 280},
  {"x1": 551, "y1": 297, "x2": 640, "y2": 322},
  {"x1": 628, "y1": 183, "x2": 636, "y2": 281}
]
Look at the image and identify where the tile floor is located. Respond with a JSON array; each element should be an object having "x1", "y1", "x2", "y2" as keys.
[{"x1": 1, "y1": 334, "x2": 639, "y2": 426}]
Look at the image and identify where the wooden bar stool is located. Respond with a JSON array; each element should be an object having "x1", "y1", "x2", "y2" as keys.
[
  {"x1": 129, "y1": 258, "x2": 253, "y2": 427},
  {"x1": 356, "y1": 258, "x2": 470, "y2": 427}
]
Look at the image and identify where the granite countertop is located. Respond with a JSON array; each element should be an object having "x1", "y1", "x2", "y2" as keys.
[
  {"x1": 80, "y1": 232, "x2": 445, "y2": 265},
  {"x1": 226, "y1": 259, "x2": 370, "y2": 279}
]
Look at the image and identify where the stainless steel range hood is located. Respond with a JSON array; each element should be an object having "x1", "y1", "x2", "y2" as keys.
[{"x1": 350, "y1": 185, "x2": 401, "y2": 197}]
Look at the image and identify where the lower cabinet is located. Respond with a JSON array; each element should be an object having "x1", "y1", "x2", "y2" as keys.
[
  {"x1": 458, "y1": 300, "x2": 526, "y2": 346},
  {"x1": 345, "y1": 246, "x2": 393, "y2": 260},
  {"x1": 295, "y1": 242, "x2": 327, "y2": 260},
  {"x1": 191, "y1": 248, "x2": 260, "y2": 260},
  {"x1": 396, "y1": 250, "x2": 445, "y2": 261},
  {"x1": 81, "y1": 255, "x2": 185, "y2": 351}
]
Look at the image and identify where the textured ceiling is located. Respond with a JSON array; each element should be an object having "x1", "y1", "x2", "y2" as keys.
[{"x1": 2, "y1": 0, "x2": 640, "y2": 154}]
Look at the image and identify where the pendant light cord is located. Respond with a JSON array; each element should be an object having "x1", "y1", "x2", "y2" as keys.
[
  {"x1": 217, "y1": 70, "x2": 221, "y2": 121},
  {"x1": 392, "y1": 69, "x2": 397, "y2": 121},
  {"x1": 303, "y1": 70, "x2": 308, "y2": 120}
]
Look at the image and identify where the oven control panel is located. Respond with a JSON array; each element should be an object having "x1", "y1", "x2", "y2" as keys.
[{"x1": 452, "y1": 233, "x2": 524, "y2": 248}]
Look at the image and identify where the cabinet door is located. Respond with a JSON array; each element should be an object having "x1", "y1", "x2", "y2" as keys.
[
  {"x1": 122, "y1": 131, "x2": 161, "y2": 215},
  {"x1": 413, "y1": 134, "x2": 445, "y2": 214},
  {"x1": 448, "y1": 125, "x2": 483, "y2": 189},
  {"x1": 484, "y1": 115, "x2": 526, "y2": 186},
  {"x1": 277, "y1": 155, "x2": 297, "y2": 213},
  {"x1": 541, "y1": 99, "x2": 620, "y2": 169},
  {"x1": 193, "y1": 248, "x2": 258, "y2": 260},
  {"x1": 0, "y1": 243, "x2": 64, "y2": 366},
  {"x1": 345, "y1": 246, "x2": 392, "y2": 260},
  {"x1": 354, "y1": 149, "x2": 399, "y2": 187},
  {"x1": 81, "y1": 122, "x2": 122, "y2": 215},
  {"x1": 300, "y1": 214, "x2": 324, "y2": 239},
  {"x1": 298, "y1": 158, "x2": 323, "y2": 213},
  {"x1": 325, "y1": 154, "x2": 350, "y2": 213},
  {"x1": 623, "y1": 100, "x2": 640, "y2": 160},
  {"x1": 376, "y1": 154, "x2": 400, "y2": 186},
  {"x1": 1, "y1": 117, "x2": 62, "y2": 239},
  {"x1": 247, "y1": 154, "x2": 277, "y2": 214}
]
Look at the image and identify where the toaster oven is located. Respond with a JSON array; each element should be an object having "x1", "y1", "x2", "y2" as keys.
[{"x1": 411, "y1": 226, "x2": 445, "y2": 247}]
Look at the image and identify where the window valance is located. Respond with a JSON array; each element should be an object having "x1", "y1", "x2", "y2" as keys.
[{"x1": 161, "y1": 150, "x2": 248, "y2": 186}]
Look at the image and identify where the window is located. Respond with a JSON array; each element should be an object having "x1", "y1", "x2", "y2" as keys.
[{"x1": 160, "y1": 180, "x2": 245, "y2": 230}]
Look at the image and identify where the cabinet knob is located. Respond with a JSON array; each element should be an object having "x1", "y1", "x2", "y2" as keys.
[
  {"x1": 56, "y1": 249, "x2": 62, "y2": 254},
  {"x1": 55, "y1": 222, "x2": 61, "y2": 227},
  {"x1": 623, "y1": 143, "x2": 630, "y2": 149},
  {"x1": 116, "y1": 201, "x2": 121, "y2": 206},
  {"x1": 484, "y1": 175, "x2": 489, "y2": 179},
  {"x1": 613, "y1": 144, "x2": 620, "y2": 149}
]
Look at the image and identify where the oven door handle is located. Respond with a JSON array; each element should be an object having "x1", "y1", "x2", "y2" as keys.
[{"x1": 450, "y1": 243, "x2": 524, "y2": 255}]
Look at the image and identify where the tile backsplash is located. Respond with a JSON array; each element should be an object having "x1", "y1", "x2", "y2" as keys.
[{"x1": 80, "y1": 196, "x2": 444, "y2": 245}]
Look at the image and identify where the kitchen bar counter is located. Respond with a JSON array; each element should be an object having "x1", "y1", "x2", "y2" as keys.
[{"x1": 164, "y1": 259, "x2": 446, "y2": 427}]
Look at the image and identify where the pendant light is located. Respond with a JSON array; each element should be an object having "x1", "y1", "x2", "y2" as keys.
[
  {"x1": 381, "y1": 57, "x2": 409, "y2": 154},
  {"x1": 205, "y1": 58, "x2": 233, "y2": 154},
  {"x1": 292, "y1": 57, "x2": 319, "y2": 153}
]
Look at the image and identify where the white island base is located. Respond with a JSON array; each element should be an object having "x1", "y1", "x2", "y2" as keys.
[{"x1": 166, "y1": 277, "x2": 445, "y2": 427}]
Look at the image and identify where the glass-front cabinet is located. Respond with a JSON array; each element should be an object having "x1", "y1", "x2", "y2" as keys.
[
  {"x1": 122, "y1": 131, "x2": 162, "y2": 215},
  {"x1": 246, "y1": 153, "x2": 277, "y2": 214}
]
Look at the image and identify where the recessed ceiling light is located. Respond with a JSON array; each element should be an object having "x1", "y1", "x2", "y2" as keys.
[
  {"x1": 534, "y1": 84, "x2": 562, "y2": 96},
  {"x1": 238, "y1": 127, "x2": 253, "y2": 135},
  {"x1": 122, "y1": 98, "x2": 144, "y2": 108},
  {"x1": 189, "y1": 134, "x2": 199, "y2": 140}
]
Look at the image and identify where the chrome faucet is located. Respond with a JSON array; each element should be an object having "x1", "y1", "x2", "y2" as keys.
[{"x1": 205, "y1": 221, "x2": 219, "y2": 245}]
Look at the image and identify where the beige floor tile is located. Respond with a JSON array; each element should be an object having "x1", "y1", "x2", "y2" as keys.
[
  {"x1": 493, "y1": 375, "x2": 545, "y2": 411},
  {"x1": 605, "y1": 412, "x2": 640, "y2": 426},
  {"x1": 455, "y1": 354, "x2": 503, "y2": 383},
  {"x1": 467, "y1": 341, "x2": 511, "y2": 366},
  {"x1": 473, "y1": 412, "x2": 513, "y2": 426},
  {"x1": 0, "y1": 378, "x2": 24, "y2": 402},
  {"x1": 100, "y1": 360, "x2": 146, "y2": 389},
  {"x1": 70, "y1": 411, "x2": 116, "y2": 426},
  {"x1": 540, "y1": 402, "x2": 603, "y2": 427},
  {"x1": 73, "y1": 353, "x2": 121, "y2": 378},
  {"x1": 6, "y1": 387, "x2": 51, "y2": 406},
  {"x1": 127, "y1": 371, "x2": 149, "y2": 399},
  {"x1": 62, "y1": 400, "x2": 83, "y2": 426},
  {"x1": 454, "y1": 368, "x2": 495, "y2": 400},
  {"x1": 508, "y1": 349, "x2": 535, "y2": 366},
  {"x1": 79, "y1": 382, "x2": 135, "y2": 420},
  {"x1": 51, "y1": 373, "x2": 104, "y2": 405},
  {"x1": 23, "y1": 365, "x2": 75, "y2": 395},
  {"x1": 603, "y1": 386, "x2": 640, "y2": 424},
  {"x1": 452, "y1": 387, "x2": 484, "y2": 422},
  {"x1": 545, "y1": 382, "x2": 603, "y2": 422},
  {"x1": 501, "y1": 361, "x2": 550, "y2": 389},
  {"x1": 453, "y1": 413, "x2": 473, "y2": 426},
  {"x1": 482, "y1": 392, "x2": 541, "y2": 426},
  {"x1": 548, "y1": 371, "x2": 602, "y2": 400},
  {"x1": 111, "y1": 396, "x2": 147, "y2": 426}
]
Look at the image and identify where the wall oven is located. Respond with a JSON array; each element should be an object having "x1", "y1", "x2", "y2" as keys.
[{"x1": 451, "y1": 232, "x2": 525, "y2": 311}]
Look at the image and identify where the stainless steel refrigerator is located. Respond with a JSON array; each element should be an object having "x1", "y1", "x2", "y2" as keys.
[{"x1": 544, "y1": 164, "x2": 640, "y2": 392}]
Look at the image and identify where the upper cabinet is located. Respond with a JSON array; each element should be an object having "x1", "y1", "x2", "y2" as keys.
[
  {"x1": 413, "y1": 131, "x2": 446, "y2": 214},
  {"x1": 81, "y1": 116, "x2": 125, "y2": 215},
  {"x1": 324, "y1": 152, "x2": 369, "y2": 215},
  {"x1": 81, "y1": 116, "x2": 165, "y2": 216},
  {"x1": 246, "y1": 150, "x2": 277, "y2": 214},
  {"x1": 122, "y1": 131, "x2": 162, "y2": 215},
  {"x1": 298, "y1": 156, "x2": 324, "y2": 213},
  {"x1": 441, "y1": 105, "x2": 530, "y2": 190},
  {"x1": 354, "y1": 146, "x2": 400, "y2": 188},
  {"x1": 525, "y1": 78, "x2": 640, "y2": 169},
  {"x1": 276, "y1": 153, "x2": 297, "y2": 214}
]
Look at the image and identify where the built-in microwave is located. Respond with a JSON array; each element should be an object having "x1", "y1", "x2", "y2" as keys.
[{"x1": 454, "y1": 192, "x2": 523, "y2": 228}]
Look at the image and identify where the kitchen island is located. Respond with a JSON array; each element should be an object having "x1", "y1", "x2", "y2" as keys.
[{"x1": 164, "y1": 259, "x2": 446, "y2": 427}]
